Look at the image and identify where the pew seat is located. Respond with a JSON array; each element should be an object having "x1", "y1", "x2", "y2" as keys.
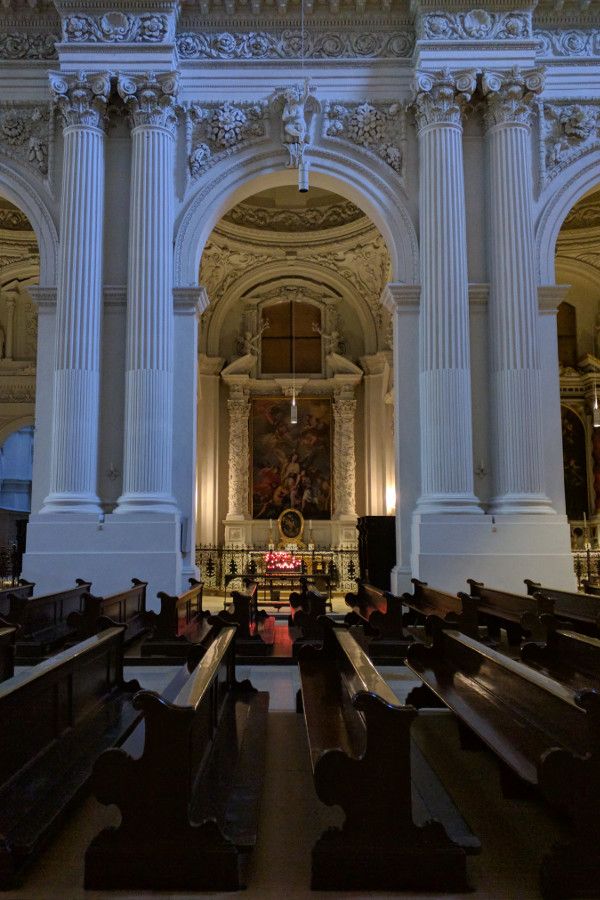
[
  {"x1": 142, "y1": 578, "x2": 209, "y2": 656},
  {"x1": 401, "y1": 578, "x2": 478, "y2": 637},
  {"x1": 215, "y1": 581, "x2": 274, "y2": 655},
  {"x1": 524, "y1": 579, "x2": 600, "y2": 638},
  {"x1": 462, "y1": 578, "x2": 553, "y2": 645},
  {"x1": 521, "y1": 627, "x2": 600, "y2": 694},
  {"x1": 344, "y1": 580, "x2": 411, "y2": 660}
]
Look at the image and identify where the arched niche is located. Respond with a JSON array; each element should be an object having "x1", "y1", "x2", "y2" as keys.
[{"x1": 0, "y1": 159, "x2": 58, "y2": 287}]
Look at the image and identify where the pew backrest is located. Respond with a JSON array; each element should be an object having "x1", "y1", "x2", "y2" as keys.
[
  {"x1": 72, "y1": 579, "x2": 147, "y2": 640},
  {"x1": 0, "y1": 626, "x2": 16, "y2": 681},
  {"x1": 522, "y1": 628, "x2": 600, "y2": 686},
  {"x1": 0, "y1": 579, "x2": 34, "y2": 620},
  {"x1": 403, "y1": 578, "x2": 466, "y2": 619},
  {"x1": 8, "y1": 579, "x2": 91, "y2": 639},
  {"x1": 524, "y1": 579, "x2": 600, "y2": 632},
  {"x1": 464, "y1": 578, "x2": 553, "y2": 627},
  {"x1": 151, "y1": 578, "x2": 204, "y2": 639}
]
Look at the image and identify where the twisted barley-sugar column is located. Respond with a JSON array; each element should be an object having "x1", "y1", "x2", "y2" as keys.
[
  {"x1": 413, "y1": 70, "x2": 481, "y2": 514},
  {"x1": 42, "y1": 72, "x2": 110, "y2": 514},
  {"x1": 116, "y1": 73, "x2": 179, "y2": 515},
  {"x1": 483, "y1": 69, "x2": 553, "y2": 514}
]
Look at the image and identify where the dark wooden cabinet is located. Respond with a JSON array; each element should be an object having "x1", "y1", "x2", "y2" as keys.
[{"x1": 356, "y1": 516, "x2": 396, "y2": 591}]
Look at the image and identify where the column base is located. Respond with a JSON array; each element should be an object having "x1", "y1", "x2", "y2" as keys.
[
  {"x1": 411, "y1": 511, "x2": 576, "y2": 595},
  {"x1": 416, "y1": 493, "x2": 484, "y2": 515},
  {"x1": 488, "y1": 492, "x2": 555, "y2": 515},
  {"x1": 224, "y1": 517, "x2": 250, "y2": 547},
  {"x1": 22, "y1": 512, "x2": 183, "y2": 610},
  {"x1": 40, "y1": 492, "x2": 103, "y2": 515},
  {"x1": 390, "y1": 564, "x2": 413, "y2": 595},
  {"x1": 331, "y1": 514, "x2": 358, "y2": 547},
  {"x1": 114, "y1": 492, "x2": 179, "y2": 515}
]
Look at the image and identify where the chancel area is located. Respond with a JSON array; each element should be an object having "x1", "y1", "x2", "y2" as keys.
[{"x1": 2, "y1": 0, "x2": 600, "y2": 896}]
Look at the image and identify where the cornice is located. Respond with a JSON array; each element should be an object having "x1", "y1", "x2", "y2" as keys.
[
  {"x1": 538, "y1": 283, "x2": 570, "y2": 313},
  {"x1": 211, "y1": 212, "x2": 381, "y2": 249},
  {"x1": 25, "y1": 284, "x2": 56, "y2": 309},
  {"x1": 381, "y1": 282, "x2": 420, "y2": 312},
  {"x1": 173, "y1": 285, "x2": 208, "y2": 314}
]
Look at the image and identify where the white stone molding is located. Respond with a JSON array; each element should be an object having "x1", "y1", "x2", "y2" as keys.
[
  {"x1": 173, "y1": 285, "x2": 209, "y2": 316},
  {"x1": 62, "y1": 12, "x2": 172, "y2": 44},
  {"x1": 538, "y1": 284, "x2": 571, "y2": 314},
  {"x1": 41, "y1": 71, "x2": 109, "y2": 514},
  {"x1": 482, "y1": 67, "x2": 554, "y2": 514},
  {"x1": 176, "y1": 28, "x2": 415, "y2": 60},
  {"x1": 413, "y1": 70, "x2": 481, "y2": 514},
  {"x1": 224, "y1": 378, "x2": 250, "y2": 520},
  {"x1": 540, "y1": 100, "x2": 600, "y2": 186},
  {"x1": 0, "y1": 161, "x2": 59, "y2": 287},
  {"x1": 117, "y1": 71, "x2": 178, "y2": 132},
  {"x1": 332, "y1": 386, "x2": 357, "y2": 519},
  {"x1": 0, "y1": 103, "x2": 51, "y2": 177},
  {"x1": 322, "y1": 100, "x2": 405, "y2": 176},
  {"x1": 0, "y1": 30, "x2": 59, "y2": 59},
  {"x1": 416, "y1": 10, "x2": 532, "y2": 42},
  {"x1": 535, "y1": 28, "x2": 600, "y2": 59},
  {"x1": 187, "y1": 100, "x2": 268, "y2": 178},
  {"x1": 115, "y1": 72, "x2": 179, "y2": 515},
  {"x1": 273, "y1": 78, "x2": 320, "y2": 172}
]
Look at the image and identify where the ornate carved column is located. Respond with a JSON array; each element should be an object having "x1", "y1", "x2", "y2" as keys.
[
  {"x1": 413, "y1": 70, "x2": 481, "y2": 514},
  {"x1": 225, "y1": 384, "x2": 250, "y2": 521},
  {"x1": 115, "y1": 72, "x2": 179, "y2": 515},
  {"x1": 333, "y1": 388, "x2": 357, "y2": 520},
  {"x1": 482, "y1": 68, "x2": 553, "y2": 514},
  {"x1": 42, "y1": 72, "x2": 109, "y2": 514}
]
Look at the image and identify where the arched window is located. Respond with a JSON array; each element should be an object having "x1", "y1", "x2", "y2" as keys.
[
  {"x1": 260, "y1": 301, "x2": 322, "y2": 375},
  {"x1": 557, "y1": 301, "x2": 578, "y2": 367}
]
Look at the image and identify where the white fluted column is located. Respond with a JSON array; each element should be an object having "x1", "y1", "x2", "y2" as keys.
[
  {"x1": 413, "y1": 70, "x2": 481, "y2": 514},
  {"x1": 483, "y1": 68, "x2": 553, "y2": 514},
  {"x1": 115, "y1": 73, "x2": 179, "y2": 515},
  {"x1": 333, "y1": 389, "x2": 357, "y2": 519},
  {"x1": 41, "y1": 72, "x2": 110, "y2": 514}
]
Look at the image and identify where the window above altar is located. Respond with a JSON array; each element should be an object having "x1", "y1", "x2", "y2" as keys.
[{"x1": 260, "y1": 300, "x2": 322, "y2": 375}]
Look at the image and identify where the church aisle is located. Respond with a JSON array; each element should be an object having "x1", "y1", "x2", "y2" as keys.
[{"x1": 3, "y1": 665, "x2": 568, "y2": 899}]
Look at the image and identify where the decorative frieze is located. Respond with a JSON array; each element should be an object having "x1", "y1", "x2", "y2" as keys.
[
  {"x1": 535, "y1": 28, "x2": 600, "y2": 57},
  {"x1": 412, "y1": 69, "x2": 477, "y2": 130},
  {"x1": 562, "y1": 190, "x2": 600, "y2": 230},
  {"x1": 0, "y1": 103, "x2": 50, "y2": 176},
  {"x1": 417, "y1": 9, "x2": 532, "y2": 41},
  {"x1": 481, "y1": 68, "x2": 544, "y2": 129},
  {"x1": 117, "y1": 72, "x2": 179, "y2": 132},
  {"x1": 176, "y1": 28, "x2": 414, "y2": 60},
  {"x1": 50, "y1": 70, "x2": 110, "y2": 130},
  {"x1": 323, "y1": 100, "x2": 405, "y2": 175},
  {"x1": 62, "y1": 12, "x2": 170, "y2": 44},
  {"x1": 222, "y1": 198, "x2": 364, "y2": 231},
  {"x1": 187, "y1": 100, "x2": 268, "y2": 178},
  {"x1": 0, "y1": 209, "x2": 33, "y2": 231},
  {"x1": 541, "y1": 101, "x2": 600, "y2": 182},
  {"x1": 0, "y1": 30, "x2": 58, "y2": 59}
]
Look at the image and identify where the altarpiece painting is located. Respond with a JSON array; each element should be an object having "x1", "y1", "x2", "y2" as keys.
[{"x1": 251, "y1": 397, "x2": 332, "y2": 520}]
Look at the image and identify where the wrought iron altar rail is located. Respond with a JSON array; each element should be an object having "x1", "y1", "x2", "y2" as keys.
[
  {"x1": 195, "y1": 545, "x2": 360, "y2": 593},
  {"x1": 573, "y1": 549, "x2": 600, "y2": 590},
  {"x1": 0, "y1": 545, "x2": 22, "y2": 586}
]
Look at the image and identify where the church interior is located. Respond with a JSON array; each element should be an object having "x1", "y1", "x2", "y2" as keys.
[{"x1": 1, "y1": 0, "x2": 600, "y2": 897}]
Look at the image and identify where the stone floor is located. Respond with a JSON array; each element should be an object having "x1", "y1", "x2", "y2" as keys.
[{"x1": 4, "y1": 662, "x2": 571, "y2": 900}]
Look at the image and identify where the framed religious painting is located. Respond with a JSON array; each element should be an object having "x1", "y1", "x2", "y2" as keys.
[{"x1": 251, "y1": 397, "x2": 332, "y2": 521}]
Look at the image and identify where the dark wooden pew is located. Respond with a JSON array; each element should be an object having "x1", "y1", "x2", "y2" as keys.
[
  {"x1": 0, "y1": 626, "x2": 16, "y2": 681},
  {"x1": 401, "y1": 578, "x2": 478, "y2": 637},
  {"x1": 583, "y1": 581, "x2": 600, "y2": 597},
  {"x1": 461, "y1": 578, "x2": 553, "y2": 645},
  {"x1": 296, "y1": 618, "x2": 478, "y2": 891},
  {"x1": 4, "y1": 579, "x2": 91, "y2": 659},
  {"x1": 214, "y1": 580, "x2": 274, "y2": 655},
  {"x1": 85, "y1": 623, "x2": 269, "y2": 891},
  {"x1": 289, "y1": 576, "x2": 328, "y2": 641},
  {"x1": 521, "y1": 627, "x2": 600, "y2": 693},
  {"x1": 142, "y1": 578, "x2": 209, "y2": 656},
  {"x1": 0, "y1": 579, "x2": 34, "y2": 620},
  {"x1": 0, "y1": 625, "x2": 141, "y2": 888},
  {"x1": 524, "y1": 579, "x2": 600, "y2": 638},
  {"x1": 406, "y1": 624, "x2": 600, "y2": 899},
  {"x1": 344, "y1": 579, "x2": 412, "y2": 660},
  {"x1": 69, "y1": 578, "x2": 147, "y2": 645}
]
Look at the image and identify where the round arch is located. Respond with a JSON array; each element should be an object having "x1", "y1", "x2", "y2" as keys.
[
  {"x1": 536, "y1": 149, "x2": 600, "y2": 284},
  {"x1": 0, "y1": 416, "x2": 35, "y2": 447},
  {"x1": 174, "y1": 145, "x2": 418, "y2": 287},
  {"x1": 0, "y1": 158, "x2": 59, "y2": 287}
]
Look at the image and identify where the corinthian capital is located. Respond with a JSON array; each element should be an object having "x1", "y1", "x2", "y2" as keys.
[
  {"x1": 412, "y1": 68, "x2": 477, "y2": 131},
  {"x1": 117, "y1": 72, "x2": 179, "y2": 132},
  {"x1": 482, "y1": 67, "x2": 545, "y2": 128},
  {"x1": 49, "y1": 71, "x2": 111, "y2": 130}
]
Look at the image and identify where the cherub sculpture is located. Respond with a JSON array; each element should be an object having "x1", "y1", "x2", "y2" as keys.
[
  {"x1": 312, "y1": 321, "x2": 342, "y2": 354},
  {"x1": 276, "y1": 79, "x2": 321, "y2": 169},
  {"x1": 241, "y1": 318, "x2": 270, "y2": 356}
]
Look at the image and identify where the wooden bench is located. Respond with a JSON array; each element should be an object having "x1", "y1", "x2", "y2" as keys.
[
  {"x1": 85, "y1": 622, "x2": 269, "y2": 891},
  {"x1": 0, "y1": 625, "x2": 141, "y2": 888},
  {"x1": 296, "y1": 618, "x2": 478, "y2": 891},
  {"x1": 401, "y1": 578, "x2": 478, "y2": 637},
  {"x1": 461, "y1": 578, "x2": 553, "y2": 645},
  {"x1": 0, "y1": 626, "x2": 16, "y2": 682},
  {"x1": 69, "y1": 578, "x2": 147, "y2": 645},
  {"x1": 142, "y1": 578, "x2": 209, "y2": 656},
  {"x1": 4, "y1": 579, "x2": 91, "y2": 659},
  {"x1": 0, "y1": 579, "x2": 34, "y2": 620},
  {"x1": 406, "y1": 624, "x2": 600, "y2": 899},
  {"x1": 583, "y1": 580, "x2": 600, "y2": 597},
  {"x1": 215, "y1": 580, "x2": 274, "y2": 655},
  {"x1": 525, "y1": 579, "x2": 600, "y2": 638},
  {"x1": 521, "y1": 627, "x2": 600, "y2": 694},
  {"x1": 289, "y1": 576, "x2": 328, "y2": 641},
  {"x1": 344, "y1": 579, "x2": 411, "y2": 659}
]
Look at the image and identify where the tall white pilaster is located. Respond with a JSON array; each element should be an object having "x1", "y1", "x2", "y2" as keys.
[
  {"x1": 413, "y1": 70, "x2": 481, "y2": 514},
  {"x1": 225, "y1": 384, "x2": 250, "y2": 521},
  {"x1": 482, "y1": 69, "x2": 553, "y2": 514},
  {"x1": 115, "y1": 72, "x2": 179, "y2": 515},
  {"x1": 42, "y1": 72, "x2": 110, "y2": 514}
]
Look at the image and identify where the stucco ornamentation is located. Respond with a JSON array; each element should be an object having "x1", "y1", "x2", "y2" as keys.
[
  {"x1": 117, "y1": 72, "x2": 179, "y2": 132},
  {"x1": 333, "y1": 393, "x2": 357, "y2": 518},
  {"x1": 481, "y1": 67, "x2": 545, "y2": 128},
  {"x1": 226, "y1": 389, "x2": 251, "y2": 518},
  {"x1": 419, "y1": 10, "x2": 531, "y2": 41},
  {"x1": 188, "y1": 101, "x2": 268, "y2": 177},
  {"x1": 176, "y1": 29, "x2": 414, "y2": 60},
  {"x1": 63, "y1": 13, "x2": 169, "y2": 44},
  {"x1": 223, "y1": 199, "x2": 364, "y2": 231},
  {"x1": 323, "y1": 100, "x2": 405, "y2": 175},
  {"x1": 541, "y1": 102, "x2": 600, "y2": 182},
  {"x1": 273, "y1": 79, "x2": 320, "y2": 170},
  {"x1": 50, "y1": 71, "x2": 111, "y2": 131},
  {"x1": 412, "y1": 68, "x2": 477, "y2": 130},
  {"x1": 0, "y1": 31, "x2": 58, "y2": 59},
  {"x1": 536, "y1": 28, "x2": 600, "y2": 57},
  {"x1": 0, "y1": 103, "x2": 51, "y2": 175}
]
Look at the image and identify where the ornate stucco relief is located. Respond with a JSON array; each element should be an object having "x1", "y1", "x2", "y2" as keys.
[
  {"x1": 322, "y1": 100, "x2": 405, "y2": 176},
  {"x1": 562, "y1": 191, "x2": 600, "y2": 230},
  {"x1": 535, "y1": 28, "x2": 600, "y2": 57},
  {"x1": 187, "y1": 101, "x2": 269, "y2": 178},
  {"x1": 62, "y1": 12, "x2": 170, "y2": 44},
  {"x1": 0, "y1": 30, "x2": 58, "y2": 59},
  {"x1": 222, "y1": 199, "x2": 364, "y2": 231},
  {"x1": 0, "y1": 103, "x2": 51, "y2": 177},
  {"x1": 541, "y1": 101, "x2": 600, "y2": 184},
  {"x1": 417, "y1": 9, "x2": 532, "y2": 41},
  {"x1": 176, "y1": 28, "x2": 414, "y2": 59}
]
